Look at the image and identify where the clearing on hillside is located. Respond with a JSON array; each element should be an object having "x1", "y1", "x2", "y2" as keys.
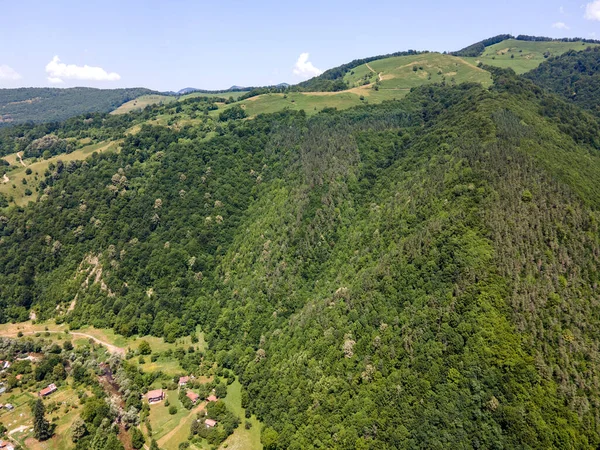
[
  {"x1": 344, "y1": 52, "x2": 492, "y2": 90},
  {"x1": 111, "y1": 94, "x2": 176, "y2": 114},
  {"x1": 464, "y1": 39, "x2": 600, "y2": 73}
]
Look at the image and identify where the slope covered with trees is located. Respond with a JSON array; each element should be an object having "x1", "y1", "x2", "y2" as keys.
[
  {"x1": 0, "y1": 87, "x2": 157, "y2": 126},
  {"x1": 1, "y1": 63, "x2": 600, "y2": 449},
  {"x1": 525, "y1": 46, "x2": 600, "y2": 117}
]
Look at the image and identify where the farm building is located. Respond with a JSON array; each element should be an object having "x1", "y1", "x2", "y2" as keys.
[
  {"x1": 39, "y1": 383, "x2": 57, "y2": 397},
  {"x1": 147, "y1": 389, "x2": 165, "y2": 404},
  {"x1": 179, "y1": 376, "x2": 190, "y2": 386},
  {"x1": 186, "y1": 391, "x2": 199, "y2": 404},
  {"x1": 207, "y1": 394, "x2": 218, "y2": 402},
  {"x1": 205, "y1": 419, "x2": 217, "y2": 428}
]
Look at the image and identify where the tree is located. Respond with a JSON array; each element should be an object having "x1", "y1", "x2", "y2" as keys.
[
  {"x1": 32, "y1": 398, "x2": 52, "y2": 441},
  {"x1": 71, "y1": 418, "x2": 88, "y2": 443},
  {"x1": 261, "y1": 427, "x2": 279, "y2": 450},
  {"x1": 131, "y1": 427, "x2": 145, "y2": 450},
  {"x1": 138, "y1": 340, "x2": 152, "y2": 355},
  {"x1": 150, "y1": 439, "x2": 161, "y2": 450}
]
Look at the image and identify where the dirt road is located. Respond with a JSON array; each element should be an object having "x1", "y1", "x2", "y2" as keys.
[
  {"x1": 1, "y1": 330, "x2": 125, "y2": 356},
  {"x1": 366, "y1": 63, "x2": 383, "y2": 81}
]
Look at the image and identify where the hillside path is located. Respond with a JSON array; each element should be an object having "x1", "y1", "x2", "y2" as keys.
[
  {"x1": 366, "y1": 63, "x2": 383, "y2": 81},
  {"x1": 1, "y1": 330, "x2": 125, "y2": 356},
  {"x1": 157, "y1": 401, "x2": 207, "y2": 447},
  {"x1": 16, "y1": 152, "x2": 26, "y2": 167}
]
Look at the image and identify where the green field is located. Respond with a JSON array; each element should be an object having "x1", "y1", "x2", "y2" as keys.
[
  {"x1": 0, "y1": 383, "x2": 82, "y2": 450},
  {"x1": 464, "y1": 39, "x2": 600, "y2": 73},
  {"x1": 1, "y1": 140, "x2": 121, "y2": 206},
  {"x1": 112, "y1": 91, "x2": 250, "y2": 115},
  {"x1": 111, "y1": 94, "x2": 176, "y2": 114},
  {"x1": 344, "y1": 52, "x2": 492, "y2": 90}
]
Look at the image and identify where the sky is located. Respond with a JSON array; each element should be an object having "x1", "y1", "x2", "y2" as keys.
[{"x1": 1, "y1": 0, "x2": 599, "y2": 91}]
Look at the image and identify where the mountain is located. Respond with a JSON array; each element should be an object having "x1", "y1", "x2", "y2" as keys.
[
  {"x1": 2, "y1": 48, "x2": 600, "y2": 448},
  {"x1": 3, "y1": 37, "x2": 600, "y2": 449},
  {"x1": 0, "y1": 87, "x2": 157, "y2": 126}
]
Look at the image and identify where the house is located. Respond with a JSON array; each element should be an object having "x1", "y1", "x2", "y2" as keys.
[
  {"x1": 39, "y1": 383, "x2": 57, "y2": 397},
  {"x1": 0, "y1": 440, "x2": 14, "y2": 450},
  {"x1": 178, "y1": 376, "x2": 190, "y2": 387},
  {"x1": 4, "y1": 404, "x2": 13, "y2": 410},
  {"x1": 147, "y1": 389, "x2": 165, "y2": 404},
  {"x1": 205, "y1": 419, "x2": 217, "y2": 428},
  {"x1": 186, "y1": 391, "x2": 199, "y2": 404},
  {"x1": 15, "y1": 375, "x2": 22, "y2": 381},
  {"x1": 0, "y1": 361, "x2": 10, "y2": 370},
  {"x1": 207, "y1": 394, "x2": 218, "y2": 402}
]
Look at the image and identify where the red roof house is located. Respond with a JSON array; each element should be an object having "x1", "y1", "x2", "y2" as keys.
[
  {"x1": 207, "y1": 394, "x2": 218, "y2": 402},
  {"x1": 39, "y1": 383, "x2": 57, "y2": 397},
  {"x1": 186, "y1": 391, "x2": 199, "y2": 404},
  {"x1": 147, "y1": 389, "x2": 165, "y2": 404},
  {"x1": 205, "y1": 419, "x2": 217, "y2": 428},
  {"x1": 0, "y1": 440, "x2": 14, "y2": 450},
  {"x1": 179, "y1": 376, "x2": 190, "y2": 386}
]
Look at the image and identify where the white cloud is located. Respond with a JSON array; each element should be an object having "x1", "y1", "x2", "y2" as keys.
[
  {"x1": 559, "y1": 5, "x2": 564, "y2": 13},
  {"x1": 0, "y1": 64, "x2": 22, "y2": 81},
  {"x1": 293, "y1": 53, "x2": 323, "y2": 78},
  {"x1": 45, "y1": 55, "x2": 121, "y2": 83},
  {"x1": 552, "y1": 21, "x2": 570, "y2": 29},
  {"x1": 584, "y1": 0, "x2": 600, "y2": 20},
  {"x1": 590, "y1": 31, "x2": 597, "y2": 37}
]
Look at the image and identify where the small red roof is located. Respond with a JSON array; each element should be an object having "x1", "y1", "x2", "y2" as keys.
[
  {"x1": 186, "y1": 391, "x2": 199, "y2": 402},
  {"x1": 205, "y1": 419, "x2": 217, "y2": 427},
  {"x1": 179, "y1": 376, "x2": 190, "y2": 384},
  {"x1": 15, "y1": 375, "x2": 22, "y2": 380},
  {"x1": 147, "y1": 389, "x2": 164, "y2": 399},
  {"x1": 207, "y1": 395, "x2": 218, "y2": 402},
  {"x1": 39, "y1": 383, "x2": 57, "y2": 396}
]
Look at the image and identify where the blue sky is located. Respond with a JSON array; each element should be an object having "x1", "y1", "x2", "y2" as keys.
[{"x1": 0, "y1": 0, "x2": 599, "y2": 91}]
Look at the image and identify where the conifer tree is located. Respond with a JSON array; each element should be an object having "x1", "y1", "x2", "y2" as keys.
[{"x1": 32, "y1": 399, "x2": 52, "y2": 441}]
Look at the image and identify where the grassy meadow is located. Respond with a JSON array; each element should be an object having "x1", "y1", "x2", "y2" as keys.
[
  {"x1": 464, "y1": 39, "x2": 600, "y2": 73},
  {"x1": 344, "y1": 52, "x2": 492, "y2": 90}
]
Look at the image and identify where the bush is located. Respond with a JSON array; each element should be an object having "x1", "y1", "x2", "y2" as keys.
[{"x1": 168, "y1": 405, "x2": 177, "y2": 415}]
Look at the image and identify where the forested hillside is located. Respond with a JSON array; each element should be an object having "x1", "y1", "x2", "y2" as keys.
[
  {"x1": 3, "y1": 45, "x2": 600, "y2": 448},
  {"x1": 525, "y1": 46, "x2": 600, "y2": 117},
  {"x1": 0, "y1": 87, "x2": 157, "y2": 126}
]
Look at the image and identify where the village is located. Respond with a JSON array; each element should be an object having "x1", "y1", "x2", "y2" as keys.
[{"x1": 0, "y1": 322, "x2": 262, "y2": 450}]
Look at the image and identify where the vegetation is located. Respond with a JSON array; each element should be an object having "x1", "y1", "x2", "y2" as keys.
[
  {"x1": 3, "y1": 37, "x2": 600, "y2": 449},
  {"x1": 0, "y1": 87, "x2": 156, "y2": 126},
  {"x1": 524, "y1": 46, "x2": 600, "y2": 117}
]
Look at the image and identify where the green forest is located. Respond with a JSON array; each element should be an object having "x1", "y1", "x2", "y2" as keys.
[
  {"x1": 0, "y1": 87, "x2": 157, "y2": 126},
  {"x1": 2, "y1": 42, "x2": 600, "y2": 449}
]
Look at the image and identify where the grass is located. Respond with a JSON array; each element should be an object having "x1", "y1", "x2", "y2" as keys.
[
  {"x1": 111, "y1": 94, "x2": 176, "y2": 115},
  {"x1": 0, "y1": 321, "x2": 206, "y2": 356},
  {"x1": 0, "y1": 384, "x2": 81, "y2": 450},
  {"x1": 345, "y1": 52, "x2": 492, "y2": 90},
  {"x1": 464, "y1": 39, "x2": 600, "y2": 74},
  {"x1": 217, "y1": 380, "x2": 262, "y2": 450},
  {"x1": 148, "y1": 390, "x2": 191, "y2": 442},
  {"x1": 0, "y1": 140, "x2": 120, "y2": 206}
]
